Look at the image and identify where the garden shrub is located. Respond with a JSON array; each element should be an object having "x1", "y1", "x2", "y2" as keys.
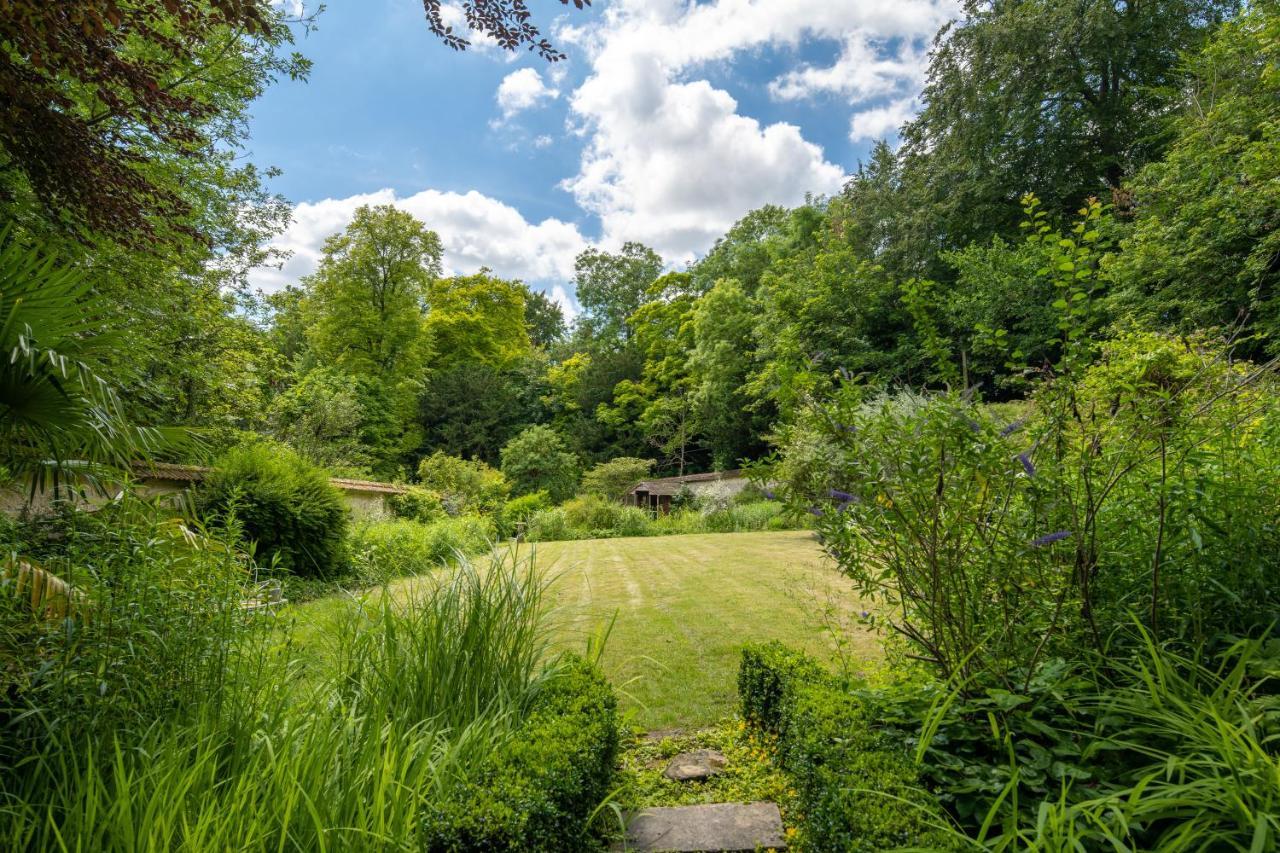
[
  {"x1": 738, "y1": 640, "x2": 828, "y2": 734},
  {"x1": 561, "y1": 494, "x2": 649, "y2": 538},
  {"x1": 580, "y1": 456, "x2": 653, "y2": 501},
  {"x1": 499, "y1": 425, "x2": 580, "y2": 503},
  {"x1": 417, "y1": 451, "x2": 510, "y2": 516},
  {"x1": 421, "y1": 654, "x2": 619, "y2": 851},
  {"x1": 783, "y1": 682, "x2": 958, "y2": 852},
  {"x1": 738, "y1": 643, "x2": 957, "y2": 851},
  {"x1": 348, "y1": 516, "x2": 493, "y2": 585},
  {"x1": 496, "y1": 490, "x2": 550, "y2": 538},
  {"x1": 524, "y1": 505, "x2": 573, "y2": 542},
  {"x1": 387, "y1": 485, "x2": 446, "y2": 524},
  {"x1": 197, "y1": 441, "x2": 348, "y2": 578}
]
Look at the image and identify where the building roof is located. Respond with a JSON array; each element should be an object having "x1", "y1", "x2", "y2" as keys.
[
  {"x1": 131, "y1": 462, "x2": 407, "y2": 495},
  {"x1": 329, "y1": 477, "x2": 407, "y2": 495},
  {"x1": 629, "y1": 469, "x2": 745, "y2": 497}
]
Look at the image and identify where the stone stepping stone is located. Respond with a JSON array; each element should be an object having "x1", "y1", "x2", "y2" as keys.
[
  {"x1": 663, "y1": 749, "x2": 727, "y2": 782},
  {"x1": 616, "y1": 802, "x2": 786, "y2": 852}
]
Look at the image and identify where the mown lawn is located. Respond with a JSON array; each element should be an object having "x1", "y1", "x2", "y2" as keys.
[{"x1": 296, "y1": 530, "x2": 883, "y2": 729}]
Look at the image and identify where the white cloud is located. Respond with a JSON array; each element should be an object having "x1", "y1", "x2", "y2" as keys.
[
  {"x1": 249, "y1": 188, "x2": 587, "y2": 316},
  {"x1": 554, "y1": 0, "x2": 958, "y2": 262},
  {"x1": 850, "y1": 96, "x2": 920, "y2": 142},
  {"x1": 495, "y1": 67, "x2": 559, "y2": 119},
  {"x1": 768, "y1": 34, "x2": 930, "y2": 104}
]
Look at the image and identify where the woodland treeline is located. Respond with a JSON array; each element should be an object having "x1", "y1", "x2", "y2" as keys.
[{"x1": 2, "y1": 0, "x2": 1276, "y2": 484}]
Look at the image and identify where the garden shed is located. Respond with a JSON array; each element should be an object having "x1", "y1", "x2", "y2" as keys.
[{"x1": 625, "y1": 469, "x2": 746, "y2": 516}]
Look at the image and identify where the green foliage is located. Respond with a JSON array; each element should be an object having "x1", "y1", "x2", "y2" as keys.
[
  {"x1": 268, "y1": 366, "x2": 402, "y2": 477},
  {"x1": 560, "y1": 494, "x2": 650, "y2": 538},
  {"x1": 0, "y1": 545, "x2": 609, "y2": 850},
  {"x1": 500, "y1": 424, "x2": 580, "y2": 503},
  {"x1": 197, "y1": 441, "x2": 348, "y2": 578},
  {"x1": 416, "y1": 451, "x2": 510, "y2": 516},
  {"x1": 0, "y1": 230, "x2": 182, "y2": 495},
  {"x1": 573, "y1": 242, "x2": 664, "y2": 344},
  {"x1": 580, "y1": 456, "x2": 654, "y2": 501},
  {"x1": 421, "y1": 654, "x2": 619, "y2": 851},
  {"x1": 496, "y1": 490, "x2": 550, "y2": 538},
  {"x1": 737, "y1": 644, "x2": 958, "y2": 851},
  {"x1": 738, "y1": 641, "x2": 829, "y2": 734},
  {"x1": 387, "y1": 484, "x2": 447, "y2": 523},
  {"x1": 0, "y1": 495, "x2": 247, "y2": 743},
  {"x1": 524, "y1": 288, "x2": 567, "y2": 348},
  {"x1": 303, "y1": 204, "x2": 438, "y2": 391},
  {"x1": 346, "y1": 516, "x2": 493, "y2": 585},
  {"x1": 417, "y1": 359, "x2": 547, "y2": 465},
  {"x1": 1108, "y1": 3, "x2": 1280, "y2": 355},
  {"x1": 425, "y1": 272, "x2": 531, "y2": 371}
]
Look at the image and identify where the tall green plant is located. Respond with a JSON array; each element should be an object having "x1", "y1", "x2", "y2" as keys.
[{"x1": 0, "y1": 230, "x2": 182, "y2": 496}]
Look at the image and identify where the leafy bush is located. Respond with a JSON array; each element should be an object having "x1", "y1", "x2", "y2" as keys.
[
  {"x1": 417, "y1": 451, "x2": 510, "y2": 516},
  {"x1": 0, "y1": 495, "x2": 248, "y2": 744},
  {"x1": 499, "y1": 424, "x2": 580, "y2": 503},
  {"x1": 347, "y1": 516, "x2": 493, "y2": 585},
  {"x1": 196, "y1": 441, "x2": 348, "y2": 578},
  {"x1": 421, "y1": 654, "x2": 619, "y2": 850},
  {"x1": 561, "y1": 494, "x2": 650, "y2": 537},
  {"x1": 783, "y1": 332, "x2": 1280, "y2": 688},
  {"x1": 738, "y1": 643, "x2": 957, "y2": 851},
  {"x1": 524, "y1": 505, "x2": 573, "y2": 542},
  {"x1": 387, "y1": 484, "x2": 447, "y2": 523},
  {"x1": 0, "y1": 543, "x2": 619, "y2": 850},
  {"x1": 580, "y1": 457, "x2": 654, "y2": 501},
  {"x1": 496, "y1": 490, "x2": 551, "y2": 538},
  {"x1": 738, "y1": 640, "x2": 828, "y2": 734}
]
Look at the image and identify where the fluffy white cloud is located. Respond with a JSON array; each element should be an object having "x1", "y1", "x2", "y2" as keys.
[
  {"x1": 555, "y1": 0, "x2": 958, "y2": 261},
  {"x1": 248, "y1": 188, "x2": 586, "y2": 319},
  {"x1": 495, "y1": 67, "x2": 559, "y2": 119},
  {"x1": 850, "y1": 96, "x2": 921, "y2": 142}
]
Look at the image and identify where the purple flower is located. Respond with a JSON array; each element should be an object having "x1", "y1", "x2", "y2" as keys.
[
  {"x1": 762, "y1": 488, "x2": 777, "y2": 501},
  {"x1": 1031, "y1": 530, "x2": 1071, "y2": 547},
  {"x1": 1017, "y1": 452, "x2": 1036, "y2": 477},
  {"x1": 1000, "y1": 418, "x2": 1026, "y2": 438},
  {"x1": 808, "y1": 506, "x2": 825, "y2": 517},
  {"x1": 828, "y1": 488, "x2": 854, "y2": 503},
  {"x1": 860, "y1": 610, "x2": 870, "y2": 619},
  {"x1": 964, "y1": 417, "x2": 982, "y2": 433}
]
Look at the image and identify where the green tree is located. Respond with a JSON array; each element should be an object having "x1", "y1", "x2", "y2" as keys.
[
  {"x1": 416, "y1": 360, "x2": 543, "y2": 464},
  {"x1": 892, "y1": 0, "x2": 1236, "y2": 275},
  {"x1": 303, "y1": 205, "x2": 439, "y2": 394},
  {"x1": 268, "y1": 367, "x2": 401, "y2": 477},
  {"x1": 425, "y1": 272, "x2": 530, "y2": 370},
  {"x1": 580, "y1": 457, "x2": 654, "y2": 501},
  {"x1": 690, "y1": 278, "x2": 766, "y2": 469},
  {"x1": 416, "y1": 451, "x2": 509, "y2": 515},
  {"x1": 500, "y1": 425, "x2": 580, "y2": 502},
  {"x1": 1107, "y1": 2, "x2": 1280, "y2": 354},
  {"x1": 524, "y1": 288, "x2": 567, "y2": 348},
  {"x1": 573, "y1": 242, "x2": 664, "y2": 345}
]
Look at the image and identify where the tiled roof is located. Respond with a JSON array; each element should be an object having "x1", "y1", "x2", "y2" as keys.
[
  {"x1": 131, "y1": 462, "x2": 407, "y2": 495},
  {"x1": 629, "y1": 469, "x2": 745, "y2": 495}
]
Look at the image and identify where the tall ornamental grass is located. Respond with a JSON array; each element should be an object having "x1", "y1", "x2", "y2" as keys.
[{"x1": 0, "y1": 522, "x2": 567, "y2": 851}]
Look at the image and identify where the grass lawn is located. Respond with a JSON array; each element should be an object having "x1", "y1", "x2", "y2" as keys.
[{"x1": 297, "y1": 530, "x2": 883, "y2": 729}]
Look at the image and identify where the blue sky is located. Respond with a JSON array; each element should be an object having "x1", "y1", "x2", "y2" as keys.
[{"x1": 249, "y1": 0, "x2": 958, "y2": 314}]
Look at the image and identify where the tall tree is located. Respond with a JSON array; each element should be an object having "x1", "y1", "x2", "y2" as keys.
[
  {"x1": 894, "y1": 0, "x2": 1237, "y2": 273},
  {"x1": 524, "y1": 288, "x2": 567, "y2": 348},
  {"x1": 303, "y1": 205, "x2": 439, "y2": 383},
  {"x1": 573, "y1": 242, "x2": 664, "y2": 345},
  {"x1": 425, "y1": 272, "x2": 531, "y2": 370}
]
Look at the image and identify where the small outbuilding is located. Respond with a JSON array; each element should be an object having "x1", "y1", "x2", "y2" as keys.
[{"x1": 625, "y1": 469, "x2": 747, "y2": 516}]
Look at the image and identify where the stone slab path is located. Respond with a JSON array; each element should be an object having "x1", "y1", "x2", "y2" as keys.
[{"x1": 614, "y1": 802, "x2": 786, "y2": 852}]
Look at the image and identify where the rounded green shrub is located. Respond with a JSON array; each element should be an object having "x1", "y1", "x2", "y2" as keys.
[
  {"x1": 196, "y1": 442, "x2": 348, "y2": 578},
  {"x1": 348, "y1": 516, "x2": 494, "y2": 585},
  {"x1": 387, "y1": 485, "x2": 446, "y2": 524}
]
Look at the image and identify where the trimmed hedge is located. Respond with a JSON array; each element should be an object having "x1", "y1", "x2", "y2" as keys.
[
  {"x1": 738, "y1": 640, "x2": 828, "y2": 734},
  {"x1": 423, "y1": 654, "x2": 619, "y2": 851},
  {"x1": 738, "y1": 642, "x2": 958, "y2": 851}
]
